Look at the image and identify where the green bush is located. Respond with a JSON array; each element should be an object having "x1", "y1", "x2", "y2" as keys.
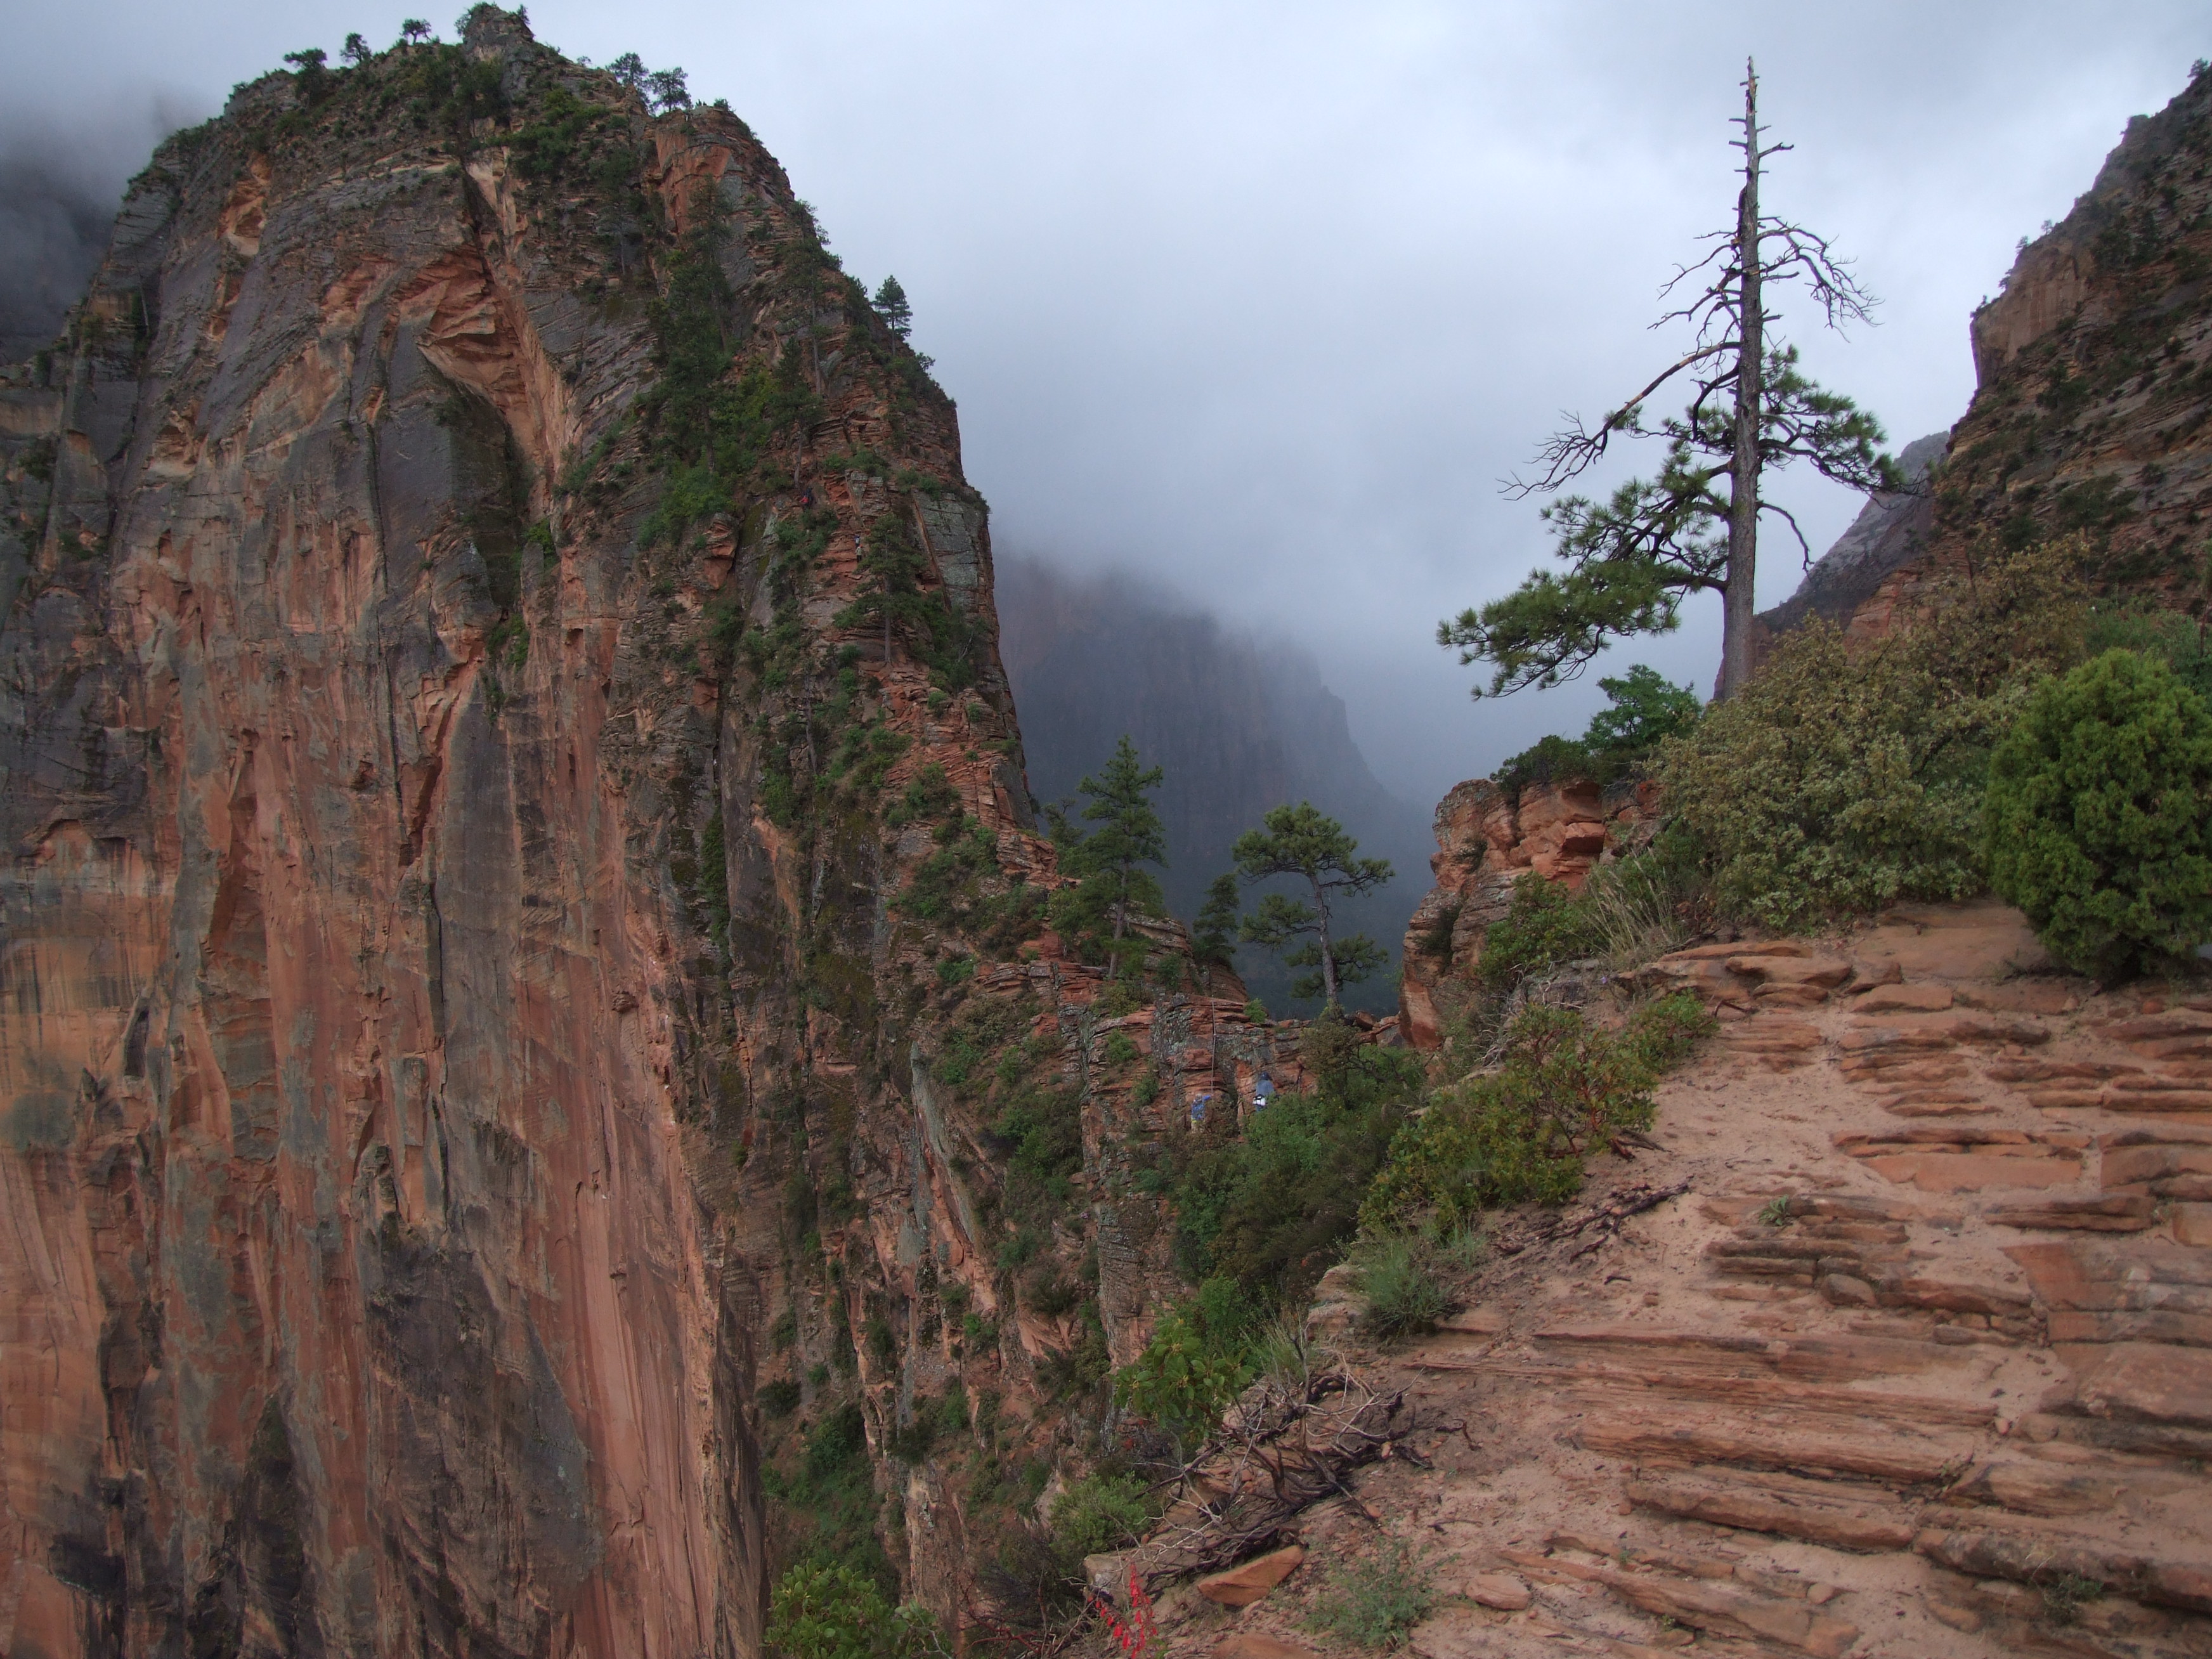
[
  {"x1": 1479, "y1": 873, "x2": 1603, "y2": 991},
  {"x1": 1048, "y1": 1471, "x2": 1155, "y2": 1559},
  {"x1": 1353, "y1": 1235, "x2": 1448, "y2": 1343},
  {"x1": 1168, "y1": 1038, "x2": 1422, "y2": 1303},
  {"x1": 1986, "y1": 648, "x2": 2212, "y2": 982},
  {"x1": 1495, "y1": 663, "x2": 1701, "y2": 798},
  {"x1": 1113, "y1": 1304, "x2": 1251, "y2": 1437},
  {"x1": 766, "y1": 1563, "x2": 949, "y2": 1659},
  {"x1": 760, "y1": 1377, "x2": 802, "y2": 1417},
  {"x1": 1362, "y1": 994, "x2": 1712, "y2": 1230},
  {"x1": 1661, "y1": 543, "x2": 2085, "y2": 930},
  {"x1": 1304, "y1": 1539, "x2": 1435, "y2": 1649}
]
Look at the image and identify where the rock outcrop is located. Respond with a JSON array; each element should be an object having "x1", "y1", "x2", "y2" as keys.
[
  {"x1": 1832, "y1": 62, "x2": 2212, "y2": 639},
  {"x1": 1397, "y1": 777, "x2": 1658, "y2": 1049},
  {"x1": 1153, "y1": 901, "x2": 2212, "y2": 1659},
  {"x1": 0, "y1": 15, "x2": 1246, "y2": 1655}
]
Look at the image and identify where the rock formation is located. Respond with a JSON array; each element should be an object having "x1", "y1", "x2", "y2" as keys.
[
  {"x1": 1396, "y1": 777, "x2": 1658, "y2": 1050},
  {"x1": 1835, "y1": 60, "x2": 2212, "y2": 637},
  {"x1": 1165, "y1": 904, "x2": 2212, "y2": 1659},
  {"x1": 0, "y1": 13, "x2": 1247, "y2": 1654}
]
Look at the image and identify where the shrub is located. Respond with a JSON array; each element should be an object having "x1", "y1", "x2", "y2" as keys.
[
  {"x1": 1985, "y1": 648, "x2": 2212, "y2": 982},
  {"x1": 1305, "y1": 1539, "x2": 1435, "y2": 1649},
  {"x1": 767, "y1": 1563, "x2": 950, "y2": 1659},
  {"x1": 1048, "y1": 1471, "x2": 1155, "y2": 1559},
  {"x1": 759, "y1": 1377, "x2": 802, "y2": 1417},
  {"x1": 1353, "y1": 1235, "x2": 1448, "y2": 1342},
  {"x1": 1113, "y1": 1304, "x2": 1250, "y2": 1438},
  {"x1": 1662, "y1": 542, "x2": 2086, "y2": 930},
  {"x1": 1362, "y1": 994, "x2": 1712, "y2": 1230},
  {"x1": 1479, "y1": 873, "x2": 1603, "y2": 991},
  {"x1": 1496, "y1": 663, "x2": 1701, "y2": 798},
  {"x1": 1169, "y1": 1042, "x2": 1422, "y2": 1303}
]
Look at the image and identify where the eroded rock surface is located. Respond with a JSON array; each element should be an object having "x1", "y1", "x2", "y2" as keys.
[
  {"x1": 1171, "y1": 902, "x2": 2212, "y2": 1658},
  {"x1": 1396, "y1": 777, "x2": 1658, "y2": 1050},
  {"x1": 0, "y1": 15, "x2": 1237, "y2": 1655}
]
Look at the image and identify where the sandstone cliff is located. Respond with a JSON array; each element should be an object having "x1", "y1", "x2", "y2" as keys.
[
  {"x1": 1148, "y1": 906, "x2": 2212, "y2": 1658},
  {"x1": 0, "y1": 14, "x2": 1238, "y2": 1655},
  {"x1": 1396, "y1": 777, "x2": 1658, "y2": 1050},
  {"x1": 1838, "y1": 60, "x2": 2212, "y2": 637}
]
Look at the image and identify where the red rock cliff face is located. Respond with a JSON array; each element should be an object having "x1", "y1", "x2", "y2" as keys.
[
  {"x1": 0, "y1": 13, "x2": 1145, "y2": 1656},
  {"x1": 1396, "y1": 777, "x2": 1657, "y2": 1050}
]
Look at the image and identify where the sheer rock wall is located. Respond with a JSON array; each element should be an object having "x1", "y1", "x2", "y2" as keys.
[{"x1": 0, "y1": 14, "x2": 1120, "y2": 1656}]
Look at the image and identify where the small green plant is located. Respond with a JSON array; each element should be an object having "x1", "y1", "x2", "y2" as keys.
[
  {"x1": 1353, "y1": 1234, "x2": 1448, "y2": 1343},
  {"x1": 766, "y1": 1562, "x2": 950, "y2": 1659},
  {"x1": 1755, "y1": 1197, "x2": 1794, "y2": 1228},
  {"x1": 2038, "y1": 1571, "x2": 2105, "y2": 1626},
  {"x1": 1986, "y1": 647, "x2": 2212, "y2": 983},
  {"x1": 1494, "y1": 663, "x2": 1702, "y2": 798},
  {"x1": 1479, "y1": 873, "x2": 1603, "y2": 991},
  {"x1": 1305, "y1": 1539, "x2": 1436, "y2": 1649},
  {"x1": 1362, "y1": 994, "x2": 1713, "y2": 1230},
  {"x1": 1244, "y1": 998, "x2": 1268, "y2": 1024},
  {"x1": 759, "y1": 1377, "x2": 802, "y2": 1417}
]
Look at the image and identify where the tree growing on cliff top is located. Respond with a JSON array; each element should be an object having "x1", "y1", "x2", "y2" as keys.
[
  {"x1": 1232, "y1": 803, "x2": 1391, "y2": 1012},
  {"x1": 1441, "y1": 62, "x2": 1897, "y2": 704}
]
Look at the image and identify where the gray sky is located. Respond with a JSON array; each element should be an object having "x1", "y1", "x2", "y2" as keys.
[{"x1": 7, "y1": 2, "x2": 2206, "y2": 803}]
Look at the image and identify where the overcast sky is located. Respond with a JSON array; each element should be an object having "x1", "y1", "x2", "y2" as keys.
[{"x1": 6, "y1": 3, "x2": 2206, "y2": 803}]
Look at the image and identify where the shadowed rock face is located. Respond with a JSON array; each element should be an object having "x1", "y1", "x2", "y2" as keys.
[{"x1": 0, "y1": 13, "x2": 1072, "y2": 1655}]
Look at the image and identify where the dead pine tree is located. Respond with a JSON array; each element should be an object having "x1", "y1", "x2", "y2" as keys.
[{"x1": 1441, "y1": 60, "x2": 1900, "y2": 703}]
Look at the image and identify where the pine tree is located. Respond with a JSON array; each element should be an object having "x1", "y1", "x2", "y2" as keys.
[
  {"x1": 1440, "y1": 62, "x2": 1896, "y2": 703},
  {"x1": 1231, "y1": 804, "x2": 1391, "y2": 1011},
  {"x1": 872, "y1": 276, "x2": 914, "y2": 340},
  {"x1": 646, "y1": 67, "x2": 692, "y2": 113},
  {"x1": 400, "y1": 19, "x2": 431, "y2": 46},
  {"x1": 1192, "y1": 873, "x2": 1241, "y2": 967},
  {"x1": 1078, "y1": 736, "x2": 1168, "y2": 961},
  {"x1": 342, "y1": 32, "x2": 371, "y2": 65},
  {"x1": 608, "y1": 51, "x2": 646, "y2": 89}
]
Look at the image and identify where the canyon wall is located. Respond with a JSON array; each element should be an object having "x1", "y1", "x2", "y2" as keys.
[
  {"x1": 0, "y1": 13, "x2": 1209, "y2": 1655},
  {"x1": 1840, "y1": 61, "x2": 2212, "y2": 636}
]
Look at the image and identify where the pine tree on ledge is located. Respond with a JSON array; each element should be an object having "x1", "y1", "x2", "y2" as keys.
[
  {"x1": 1231, "y1": 803, "x2": 1391, "y2": 1013},
  {"x1": 1440, "y1": 60, "x2": 1899, "y2": 703},
  {"x1": 1077, "y1": 736, "x2": 1167, "y2": 977}
]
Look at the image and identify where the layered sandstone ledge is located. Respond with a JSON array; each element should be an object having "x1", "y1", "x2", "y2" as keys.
[{"x1": 1397, "y1": 776, "x2": 1660, "y2": 1049}]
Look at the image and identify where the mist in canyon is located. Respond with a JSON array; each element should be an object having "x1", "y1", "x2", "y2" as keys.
[
  {"x1": 5, "y1": 1, "x2": 2207, "y2": 809},
  {"x1": 998, "y1": 557, "x2": 1434, "y2": 1015}
]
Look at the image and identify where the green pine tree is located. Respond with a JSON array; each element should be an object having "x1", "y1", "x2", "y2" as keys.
[
  {"x1": 1230, "y1": 803, "x2": 1392, "y2": 1010},
  {"x1": 1077, "y1": 736, "x2": 1168, "y2": 970},
  {"x1": 1192, "y1": 873, "x2": 1242, "y2": 968},
  {"x1": 872, "y1": 275, "x2": 914, "y2": 340},
  {"x1": 1439, "y1": 63, "x2": 1896, "y2": 704}
]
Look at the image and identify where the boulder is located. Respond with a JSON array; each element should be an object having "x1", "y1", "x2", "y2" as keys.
[{"x1": 1195, "y1": 1544, "x2": 1306, "y2": 1606}]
